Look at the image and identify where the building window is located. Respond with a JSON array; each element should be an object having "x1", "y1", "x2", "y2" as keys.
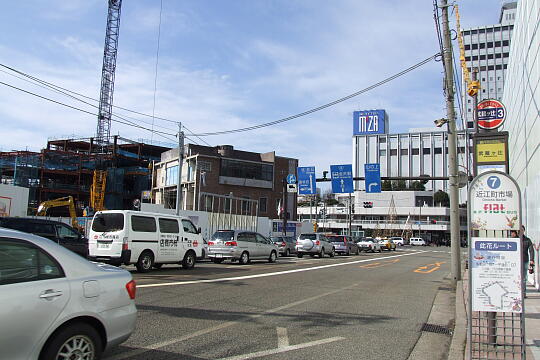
[
  {"x1": 400, "y1": 149, "x2": 408, "y2": 156},
  {"x1": 486, "y1": 54, "x2": 493, "y2": 59},
  {"x1": 423, "y1": 148, "x2": 431, "y2": 155},
  {"x1": 502, "y1": 40, "x2": 509, "y2": 46},
  {"x1": 480, "y1": 55, "x2": 486, "y2": 60},
  {"x1": 380, "y1": 149, "x2": 387, "y2": 156},
  {"x1": 412, "y1": 148, "x2": 420, "y2": 155},
  {"x1": 199, "y1": 160, "x2": 212, "y2": 172},
  {"x1": 464, "y1": 44, "x2": 471, "y2": 50},
  {"x1": 220, "y1": 159, "x2": 273, "y2": 181},
  {"x1": 379, "y1": 137, "x2": 387, "y2": 143},
  {"x1": 259, "y1": 197, "x2": 267, "y2": 213},
  {"x1": 434, "y1": 148, "x2": 442, "y2": 154},
  {"x1": 472, "y1": 44, "x2": 478, "y2": 50},
  {"x1": 503, "y1": 52, "x2": 509, "y2": 58},
  {"x1": 165, "y1": 165, "x2": 178, "y2": 186},
  {"x1": 487, "y1": 42, "x2": 494, "y2": 48},
  {"x1": 495, "y1": 41, "x2": 501, "y2": 47},
  {"x1": 390, "y1": 149, "x2": 398, "y2": 156},
  {"x1": 479, "y1": 43, "x2": 486, "y2": 49}
]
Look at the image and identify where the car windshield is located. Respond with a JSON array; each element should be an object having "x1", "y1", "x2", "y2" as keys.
[
  {"x1": 270, "y1": 237, "x2": 282, "y2": 242},
  {"x1": 212, "y1": 231, "x2": 235, "y2": 241},
  {"x1": 299, "y1": 234, "x2": 317, "y2": 240},
  {"x1": 328, "y1": 236, "x2": 345, "y2": 242},
  {"x1": 92, "y1": 213, "x2": 124, "y2": 232}
]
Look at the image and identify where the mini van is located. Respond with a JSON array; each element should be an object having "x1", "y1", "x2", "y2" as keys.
[
  {"x1": 88, "y1": 210, "x2": 203, "y2": 272},
  {"x1": 208, "y1": 230, "x2": 278, "y2": 264}
]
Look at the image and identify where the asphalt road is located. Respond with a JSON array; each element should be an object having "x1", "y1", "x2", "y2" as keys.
[{"x1": 103, "y1": 247, "x2": 451, "y2": 360}]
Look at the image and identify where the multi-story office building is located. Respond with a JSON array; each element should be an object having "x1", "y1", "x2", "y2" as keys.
[
  {"x1": 461, "y1": 2, "x2": 517, "y2": 129},
  {"x1": 152, "y1": 144, "x2": 298, "y2": 220},
  {"x1": 352, "y1": 109, "x2": 471, "y2": 195}
]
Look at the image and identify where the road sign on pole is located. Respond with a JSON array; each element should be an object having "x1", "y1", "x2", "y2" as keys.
[
  {"x1": 330, "y1": 164, "x2": 354, "y2": 194},
  {"x1": 286, "y1": 174, "x2": 297, "y2": 184},
  {"x1": 364, "y1": 163, "x2": 381, "y2": 193},
  {"x1": 298, "y1": 166, "x2": 316, "y2": 195},
  {"x1": 477, "y1": 99, "x2": 506, "y2": 130}
]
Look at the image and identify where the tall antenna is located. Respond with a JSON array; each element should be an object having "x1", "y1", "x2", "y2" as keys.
[{"x1": 95, "y1": 0, "x2": 122, "y2": 153}]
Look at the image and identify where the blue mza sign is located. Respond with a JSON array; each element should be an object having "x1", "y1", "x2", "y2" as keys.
[{"x1": 353, "y1": 110, "x2": 386, "y2": 135}]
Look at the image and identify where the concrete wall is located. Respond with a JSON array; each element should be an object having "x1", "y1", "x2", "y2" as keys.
[{"x1": 0, "y1": 184, "x2": 29, "y2": 217}]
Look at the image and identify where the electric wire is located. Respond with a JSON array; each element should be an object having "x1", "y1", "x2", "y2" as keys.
[
  {"x1": 0, "y1": 63, "x2": 211, "y2": 146},
  {"x1": 150, "y1": 0, "x2": 163, "y2": 143},
  {"x1": 189, "y1": 53, "x2": 440, "y2": 137}
]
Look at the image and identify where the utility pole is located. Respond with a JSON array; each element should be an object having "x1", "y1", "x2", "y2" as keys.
[
  {"x1": 282, "y1": 177, "x2": 287, "y2": 235},
  {"x1": 348, "y1": 193, "x2": 352, "y2": 236},
  {"x1": 440, "y1": 0, "x2": 461, "y2": 283},
  {"x1": 175, "y1": 122, "x2": 185, "y2": 216}
]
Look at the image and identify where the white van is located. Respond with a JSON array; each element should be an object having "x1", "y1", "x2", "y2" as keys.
[{"x1": 88, "y1": 210, "x2": 203, "y2": 272}]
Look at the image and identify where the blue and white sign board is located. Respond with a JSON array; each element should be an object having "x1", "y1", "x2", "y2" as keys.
[
  {"x1": 353, "y1": 109, "x2": 387, "y2": 135},
  {"x1": 364, "y1": 163, "x2": 381, "y2": 193},
  {"x1": 471, "y1": 237, "x2": 522, "y2": 313},
  {"x1": 298, "y1": 166, "x2": 316, "y2": 195},
  {"x1": 330, "y1": 164, "x2": 354, "y2": 194},
  {"x1": 286, "y1": 174, "x2": 297, "y2": 184}
]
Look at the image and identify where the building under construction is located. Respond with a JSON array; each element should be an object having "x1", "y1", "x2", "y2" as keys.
[{"x1": 0, "y1": 136, "x2": 170, "y2": 215}]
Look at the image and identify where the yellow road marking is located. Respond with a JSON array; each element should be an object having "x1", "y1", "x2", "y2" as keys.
[
  {"x1": 414, "y1": 261, "x2": 446, "y2": 273},
  {"x1": 359, "y1": 258, "x2": 400, "y2": 268}
]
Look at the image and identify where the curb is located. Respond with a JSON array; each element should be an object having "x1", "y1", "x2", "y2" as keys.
[
  {"x1": 448, "y1": 280, "x2": 466, "y2": 360},
  {"x1": 408, "y1": 275, "x2": 455, "y2": 360}
]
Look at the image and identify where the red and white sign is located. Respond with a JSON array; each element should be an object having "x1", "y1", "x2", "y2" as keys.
[{"x1": 477, "y1": 99, "x2": 506, "y2": 130}]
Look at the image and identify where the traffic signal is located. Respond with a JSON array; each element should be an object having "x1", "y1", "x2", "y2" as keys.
[
  {"x1": 313, "y1": 222, "x2": 318, "y2": 232},
  {"x1": 363, "y1": 201, "x2": 373, "y2": 208}
]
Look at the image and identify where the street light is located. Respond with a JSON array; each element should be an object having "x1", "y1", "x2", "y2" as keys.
[{"x1": 434, "y1": 118, "x2": 448, "y2": 127}]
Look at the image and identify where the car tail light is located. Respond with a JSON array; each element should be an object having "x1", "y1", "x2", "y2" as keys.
[
  {"x1": 225, "y1": 241, "x2": 238, "y2": 246},
  {"x1": 315, "y1": 240, "x2": 320, "y2": 245},
  {"x1": 208, "y1": 241, "x2": 214, "y2": 246},
  {"x1": 296, "y1": 241, "x2": 299, "y2": 245},
  {"x1": 122, "y1": 237, "x2": 129, "y2": 251},
  {"x1": 281, "y1": 242, "x2": 286, "y2": 247},
  {"x1": 125, "y1": 280, "x2": 136, "y2": 300}
]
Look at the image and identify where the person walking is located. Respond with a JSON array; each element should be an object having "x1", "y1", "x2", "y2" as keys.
[{"x1": 520, "y1": 225, "x2": 535, "y2": 297}]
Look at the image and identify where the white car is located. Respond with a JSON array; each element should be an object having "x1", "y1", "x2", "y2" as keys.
[
  {"x1": 410, "y1": 237, "x2": 427, "y2": 246},
  {"x1": 0, "y1": 227, "x2": 137, "y2": 360},
  {"x1": 357, "y1": 237, "x2": 382, "y2": 253},
  {"x1": 390, "y1": 237, "x2": 405, "y2": 246}
]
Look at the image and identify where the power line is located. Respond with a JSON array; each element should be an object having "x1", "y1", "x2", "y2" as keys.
[
  {"x1": 0, "y1": 63, "x2": 212, "y2": 146},
  {"x1": 150, "y1": 0, "x2": 163, "y2": 143},
  {"x1": 190, "y1": 53, "x2": 440, "y2": 136}
]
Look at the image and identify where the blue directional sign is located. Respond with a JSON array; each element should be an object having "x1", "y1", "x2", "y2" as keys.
[
  {"x1": 330, "y1": 164, "x2": 354, "y2": 194},
  {"x1": 298, "y1": 166, "x2": 316, "y2": 195},
  {"x1": 286, "y1": 174, "x2": 297, "y2": 184},
  {"x1": 364, "y1": 163, "x2": 381, "y2": 193}
]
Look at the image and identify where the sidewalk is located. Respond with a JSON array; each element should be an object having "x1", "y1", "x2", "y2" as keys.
[{"x1": 453, "y1": 270, "x2": 540, "y2": 359}]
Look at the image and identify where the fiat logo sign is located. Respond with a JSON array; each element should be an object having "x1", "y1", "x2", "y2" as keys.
[{"x1": 477, "y1": 99, "x2": 506, "y2": 130}]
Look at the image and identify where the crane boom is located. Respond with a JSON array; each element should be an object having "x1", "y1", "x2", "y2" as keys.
[
  {"x1": 455, "y1": 4, "x2": 480, "y2": 97},
  {"x1": 96, "y1": 0, "x2": 122, "y2": 153}
]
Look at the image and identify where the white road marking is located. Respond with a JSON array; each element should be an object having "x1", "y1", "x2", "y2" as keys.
[
  {"x1": 106, "y1": 283, "x2": 359, "y2": 360},
  {"x1": 138, "y1": 251, "x2": 430, "y2": 288},
  {"x1": 217, "y1": 336, "x2": 345, "y2": 360},
  {"x1": 277, "y1": 327, "x2": 289, "y2": 348}
]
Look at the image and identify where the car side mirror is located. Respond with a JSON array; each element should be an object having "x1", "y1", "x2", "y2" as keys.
[{"x1": 197, "y1": 227, "x2": 202, "y2": 234}]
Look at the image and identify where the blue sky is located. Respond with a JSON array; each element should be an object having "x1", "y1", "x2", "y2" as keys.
[{"x1": 0, "y1": 0, "x2": 506, "y2": 176}]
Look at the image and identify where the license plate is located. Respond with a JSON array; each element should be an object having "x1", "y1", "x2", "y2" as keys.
[
  {"x1": 97, "y1": 243, "x2": 111, "y2": 249},
  {"x1": 215, "y1": 253, "x2": 223, "y2": 258}
]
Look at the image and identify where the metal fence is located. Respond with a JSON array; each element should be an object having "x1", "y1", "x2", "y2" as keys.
[{"x1": 198, "y1": 192, "x2": 259, "y2": 236}]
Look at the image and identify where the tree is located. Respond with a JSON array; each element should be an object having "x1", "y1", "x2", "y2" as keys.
[
  {"x1": 434, "y1": 190, "x2": 450, "y2": 207},
  {"x1": 410, "y1": 181, "x2": 426, "y2": 191},
  {"x1": 392, "y1": 179, "x2": 407, "y2": 191},
  {"x1": 325, "y1": 198, "x2": 340, "y2": 206},
  {"x1": 382, "y1": 180, "x2": 392, "y2": 191}
]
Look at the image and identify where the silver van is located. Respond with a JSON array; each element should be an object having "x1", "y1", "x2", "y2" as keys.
[
  {"x1": 207, "y1": 230, "x2": 278, "y2": 264},
  {"x1": 295, "y1": 233, "x2": 335, "y2": 258}
]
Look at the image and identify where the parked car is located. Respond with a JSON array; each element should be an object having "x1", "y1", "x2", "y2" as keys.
[
  {"x1": 0, "y1": 227, "x2": 137, "y2": 360},
  {"x1": 271, "y1": 236, "x2": 296, "y2": 256},
  {"x1": 410, "y1": 237, "x2": 427, "y2": 246},
  {"x1": 379, "y1": 238, "x2": 397, "y2": 251},
  {"x1": 296, "y1": 233, "x2": 335, "y2": 258},
  {"x1": 357, "y1": 237, "x2": 382, "y2": 253},
  {"x1": 88, "y1": 210, "x2": 203, "y2": 272},
  {"x1": 0, "y1": 217, "x2": 88, "y2": 257},
  {"x1": 208, "y1": 230, "x2": 278, "y2": 264},
  {"x1": 326, "y1": 235, "x2": 359, "y2": 255},
  {"x1": 390, "y1": 236, "x2": 405, "y2": 246}
]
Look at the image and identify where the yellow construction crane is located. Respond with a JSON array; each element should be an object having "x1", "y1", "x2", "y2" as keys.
[
  {"x1": 37, "y1": 196, "x2": 83, "y2": 232},
  {"x1": 455, "y1": 4, "x2": 480, "y2": 97}
]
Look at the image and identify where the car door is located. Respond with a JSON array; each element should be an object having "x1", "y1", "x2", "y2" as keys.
[
  {"x1": 255, "y1": 233, "x2": 272, "y2": 258},
  {"x1": 55, "y1": 223, "x2": 87, "y2": 257},
  {"x1": 0, "y1": 237, "x2": 70, "y2": 360},
  {"x1": 181, "y1": 219, "x2": 202, "y2": 256},
  {"x1": 29, "y1": 222, "x2": 58, "y2": 243}
]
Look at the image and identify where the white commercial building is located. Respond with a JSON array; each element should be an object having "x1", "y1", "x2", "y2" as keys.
[
  {"x1": 503, "y1": 0, "x2": 540, "y2": 243},
  {"x1": 461, "y1": 2, "x2": 517, "y2": 129}
]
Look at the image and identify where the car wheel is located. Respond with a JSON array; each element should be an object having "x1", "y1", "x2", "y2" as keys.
[
  {"x1": 182, "y1": 251, "x2": 196, "y2": 269},
  {"x1": 297, "y1": 253, "x2": 304, "y2": 258},
  {"x1": 136, "y1": 251, "x2": 154, "y2": 273},
  {"x1": 392, "y1": 247, "x2": 396, "y2": 251},
  {"x1": 319, "y1": 248, "x2": 325, "y2": 258},
  {"x1": 329, "y1": 248, "x2": 335, "y2": 258},
  {"x1": 355, "y1": 247, "x2": 360, "y2": 255},
  {"x1": 268, "y1": 251, "x2": 277, "y2": 263},
  {"x1": 41, "y1": 322, "x2": 102, "y2": 360},
  {"x1": 239, "y1": 251, "x2": 250, "y2": 265},
  {"x1": 378, "y1": 248, "x2": 382, "y2": 253},
  {"x1": 310, "y1": 254, "x2": 316, "y2": 258},
  {"x1": 153, "y1": 263, "x2": 163, "y2": 269},
  {"x1": 285, "y1": 249, "x2": 290, "y2": 257},
  {"x1": 212, "y1": 258, "x2": 224, "y2": 264}
]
